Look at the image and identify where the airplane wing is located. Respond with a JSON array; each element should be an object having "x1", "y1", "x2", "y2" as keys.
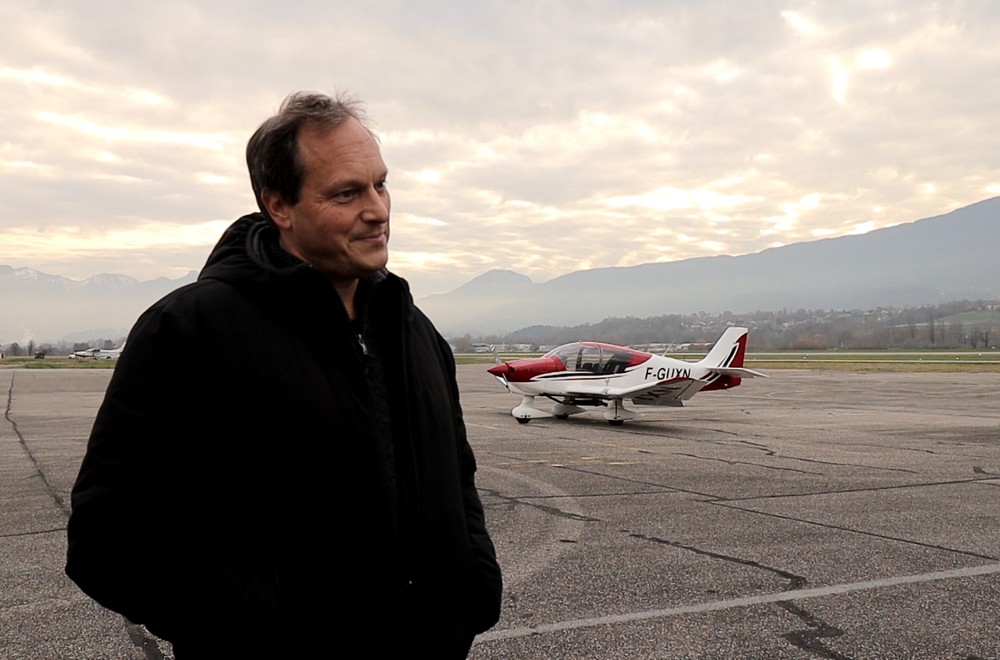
[
  {"x1": 566, "y1": 378, "x2": 708, "y2": 407},
  {"x1": 628, "y1": 379, "x2": 707, "y2": 406},
  {"x1": 602, "y1": 362, "x2": 766, "y2": 407}
]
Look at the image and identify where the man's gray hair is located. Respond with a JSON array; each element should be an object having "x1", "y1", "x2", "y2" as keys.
[{"x1": 246, "y1": 91, "x2": 371, "y2": 213}]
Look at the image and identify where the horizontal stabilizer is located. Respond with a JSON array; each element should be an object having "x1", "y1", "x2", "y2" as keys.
[{"x1": 709, "y1": 367, "x2": 769, "y2": 378}]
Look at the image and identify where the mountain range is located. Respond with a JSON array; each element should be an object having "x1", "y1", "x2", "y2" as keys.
[
  {"x1": 0, "y1": 268, "x2": 197, "y2": 345},
  {"x1": 417, "y1": 197, "x2": 1000, "y2": 335},
  {"x1": 3, "y1": 197, "x2": 998, "y2": 343}
]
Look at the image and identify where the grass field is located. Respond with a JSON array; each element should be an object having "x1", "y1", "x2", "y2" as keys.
[
  {"x1": 745, "y1": 351, "x2": 1000, "y2": 372},
  {"x1": 1, "y1": 356, "x2": 118, "y2": 369}
]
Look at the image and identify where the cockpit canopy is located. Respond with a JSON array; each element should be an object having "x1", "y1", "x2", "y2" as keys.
[{"x1": 544, "y1": 342, "x2": 650, "y2": 376}]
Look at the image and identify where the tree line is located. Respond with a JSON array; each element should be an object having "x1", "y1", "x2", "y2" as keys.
[{"x1": 451, "y1": 299, "x2": 999, "y2": 352}]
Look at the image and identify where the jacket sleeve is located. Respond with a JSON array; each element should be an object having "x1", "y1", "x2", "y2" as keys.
[
  {"x1": 65, "y1": 300, "x2": 279, "y2": 644},
  {"x1": 436, "y1": 331, "x2": 504, "y2": 633}
]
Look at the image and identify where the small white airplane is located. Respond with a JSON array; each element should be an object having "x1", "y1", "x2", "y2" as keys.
[
  {"x1": 487, "y1": 327, "x2": 766, "y2": 425},
  {"x1": 70, "y1": 342, "x2": 126, "y2": 360}
]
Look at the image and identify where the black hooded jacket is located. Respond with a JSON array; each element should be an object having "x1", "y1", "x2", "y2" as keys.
[{"x1": 66, "y1": 213, "x2": 502, "y2": 657}]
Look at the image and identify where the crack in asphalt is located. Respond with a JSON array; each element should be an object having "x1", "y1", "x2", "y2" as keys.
[
  {"x1": 548, "y1": 428, "x2": 924, "y2": 475},
  {"x1": 4, "y1": 373, "x2": 166, "y2": 660},
  {"x1": 629, "y1": 531, "x2": 850, "y2": 658},
  {"x1": 777, "y1": 601, "x2": 852, "y2": 659},
  {"x1": 535, "y1": 461, "x2": 998, "y2": 509},
  {"x1": 734, "y1": 438, "x2": 777, "y2": 454},
  {"x1": 711, "y1": 476, "x2": 1000, "y2": 502},
  {"x1": 711, "y1": 502, "x2": 1000, "y2": 562},
  {"x1": 673, "y1": 452, "x2": 823, "y2": 474},
  {"x1": 627, "y1": 530, "x2": 807, "y2": 588},
  {"x1": 540, "y1": 464, "x2": 718, "y2": 498},
  {"x1": 480, "y1": 487, "x2": 601, "y2": 523},
  {"x1": 1, "y1": 526, "x2": 66, "y2": 539},
  {"x1": 5, "y1": 372, "x2": 70, "y2": 517},
  {"x1": 770, "y1": 453, "x2": 918, "y2": 473},
  {"x1": 124, "y1": 623, "x2": 166, "y2": 660}
]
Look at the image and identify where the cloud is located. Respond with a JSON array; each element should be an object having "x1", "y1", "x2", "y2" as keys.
[{"x1": 1, "y1": 0, "x2": 998, "y2": 295}]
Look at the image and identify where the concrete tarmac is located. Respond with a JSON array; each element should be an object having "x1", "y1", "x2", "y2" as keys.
[{"x1": 2, "y1": 366, "x2": 998, "y2": 659}]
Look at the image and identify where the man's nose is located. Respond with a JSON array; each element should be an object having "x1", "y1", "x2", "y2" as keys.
[{"x1": 361, "y1": 187, "x2": 390, "y2": 222}]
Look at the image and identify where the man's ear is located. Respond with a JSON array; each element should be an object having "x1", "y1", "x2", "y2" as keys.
[{"x1": 260, "y1": 189, "x2": 293, "y2": 230}]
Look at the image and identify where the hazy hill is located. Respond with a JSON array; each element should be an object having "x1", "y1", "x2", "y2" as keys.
[
  {"x1": 4, "y1": 198, "x2": 997, "y2": 343},
  {"x1": 417, "y1": 197, "x2": 1000, "y2": 335},
  {"x1": 0, "y1": 268, "x2": 196, "y2": 344}
]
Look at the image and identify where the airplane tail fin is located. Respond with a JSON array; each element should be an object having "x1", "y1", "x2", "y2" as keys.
[{"x1": 698, "y1": 327, "x2": 768, "y2": 379}]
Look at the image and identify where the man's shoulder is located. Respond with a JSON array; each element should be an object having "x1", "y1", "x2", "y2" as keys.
[
  {"x1": 148, "y1": 277, "x2": 243, "y2": 313},
  {"x1": 129, "y1": 278, "x2": 256, "y2": 341}
]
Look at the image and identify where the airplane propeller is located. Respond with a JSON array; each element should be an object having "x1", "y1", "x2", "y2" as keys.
[{"x1": 490, "y1": 346, "x2": 512, "y2": 392}]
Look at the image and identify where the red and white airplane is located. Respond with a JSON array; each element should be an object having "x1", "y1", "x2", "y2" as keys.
[{"x1": 487, "y1": 327, "x2": 766, "y2": 425}]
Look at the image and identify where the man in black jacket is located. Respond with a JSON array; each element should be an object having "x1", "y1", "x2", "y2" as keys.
[{"x1": 66, "y1": 92, "x2": 503, "y2": 658}]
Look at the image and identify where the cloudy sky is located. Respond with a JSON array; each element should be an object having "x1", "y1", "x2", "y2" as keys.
[{"x1": 3, "y1": 0, "x2": 999, "y2": 297}]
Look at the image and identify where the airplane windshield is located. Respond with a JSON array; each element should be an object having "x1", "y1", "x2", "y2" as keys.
[{"x1": 545, "y1": 343, "x2": 635, "y2": 375}]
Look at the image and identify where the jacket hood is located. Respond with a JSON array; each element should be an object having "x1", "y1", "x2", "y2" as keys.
[{"x1": 199, "y1": 213, "x2": 309, "y2": 287}]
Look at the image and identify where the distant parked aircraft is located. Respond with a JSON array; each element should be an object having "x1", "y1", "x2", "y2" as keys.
[
  {"x1": 487, "y1": 327, "x2": 766, "y2": 425},
  {"x1": 69, "y1": 342, "x2": 126, "y2": 360}
]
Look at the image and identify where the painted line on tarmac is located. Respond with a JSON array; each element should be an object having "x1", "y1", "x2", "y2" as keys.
[{"x1": 476, "y1": 562, "x2": 1000, "y2": 642}]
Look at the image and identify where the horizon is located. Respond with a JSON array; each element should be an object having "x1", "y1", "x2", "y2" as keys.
[
  {"x1": 4, "y1": 195, "x2": 995, "y2": 298},
  {"x1": 4, "y1": 2, "x2": 1000, "y2": 298}
]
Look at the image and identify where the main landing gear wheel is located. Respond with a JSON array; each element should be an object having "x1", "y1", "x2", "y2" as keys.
[
  {"x1": 516, "y1": 417, "x2": 531, "y2": 424},
  {"x1": 555, "y1": 414, "x2": 569, "y2": 420},
  {"x1": 608, "y1": 419, "x2": 625, "y2": 426}
]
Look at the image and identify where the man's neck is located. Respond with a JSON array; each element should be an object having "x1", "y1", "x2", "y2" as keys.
[
  {"x1": 274, "y1": 233, "x2": 361, "y2": 319},
  {"x1": 332, "y1": 278, "x2": 360, "y2": 320}
]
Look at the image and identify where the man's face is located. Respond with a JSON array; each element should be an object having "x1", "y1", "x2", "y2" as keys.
[{"x1": 264, "y1": 117, "x2": 390, "y2": 287}]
